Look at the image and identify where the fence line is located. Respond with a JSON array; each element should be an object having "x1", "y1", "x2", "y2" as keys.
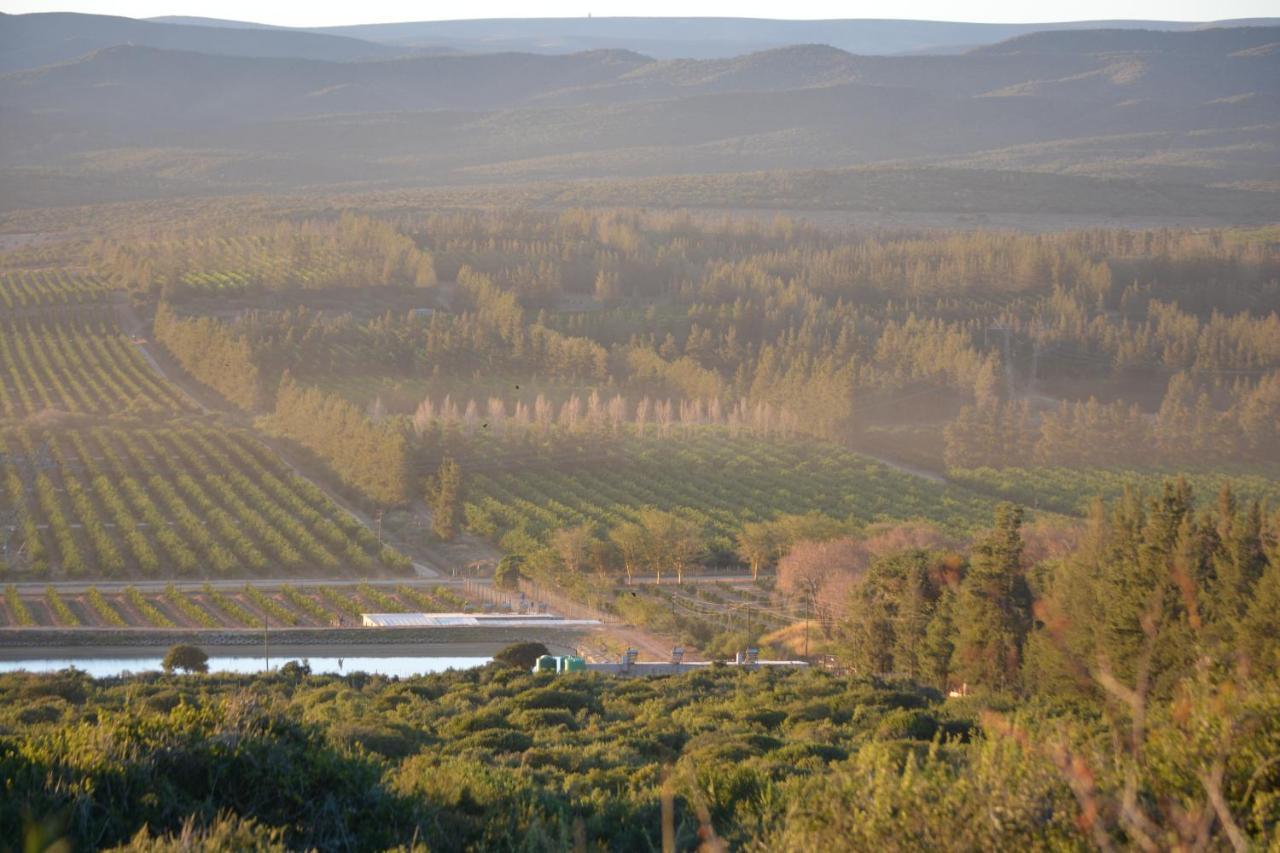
[
  {"x1": 458, "y1": 578, "x2": 617, "y2": 623},
  {"x1": 519, "y1": 579, "x2": 619, "y2": 624}
]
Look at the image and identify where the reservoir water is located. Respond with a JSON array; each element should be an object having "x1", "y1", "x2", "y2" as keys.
[{"x1": 0, "y1": 655, "x2": 491, "y2": 678}]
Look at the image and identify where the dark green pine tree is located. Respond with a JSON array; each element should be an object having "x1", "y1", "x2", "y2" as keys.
[
  {"x1": 1100, "y1": 479, "x2": 1200, "y2": 691},
  {"x1": 1098, "y1": 486, "x2": 1153, "y2": 680},
  {"x1": 953, "y1": 503, "x2": 1031, "y2": 693},
  {"x1": 1212, "y1": 497, "x2": 1266, "y2": 625},
  {"x1": 845, "y1": 593, "x2": 896, "y2": 677},
  {"x1": 429, "y1": 457, "x2": 462, "y2": 541},
  {"x1": 843, "y1": 551, "x2": 938, "y2": 679},
  {"x1": 1241, "y1": 554, "x2": 1280, "y2": 675},
  {"x1": 1021, "y1": 497, "x2": 1108, "y2": 699},
  {"x1": 922, "y1": 585, "x2": 957, "y2": 691},
  {"x1": 892, "y1": 553, "x2": 934, "y2": 680}
]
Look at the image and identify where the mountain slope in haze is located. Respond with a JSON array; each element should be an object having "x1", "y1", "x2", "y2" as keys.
[
  {"x1": 0, "y1": 25, "x2": 1276, "y2": 216},
  {"x1": 0, "y1": 46, "x2": 653, "y2": 125},
  {"x1": 311, "y1": 15, "x2": 1280, "y2": 58},
  {"x1": 0, "y1": 11, "x2": 406, "y2": 72},
  {"x1": 6, "y1": 27, "x2": 1275, "y2": 124},
  {"x1": 143, "y1": 15, "x2": 291, "y2": 31}
]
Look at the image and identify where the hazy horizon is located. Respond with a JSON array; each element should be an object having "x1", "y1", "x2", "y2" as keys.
[{"x1": 5, "y1": 2, "x2": 1279, "y2": 27}]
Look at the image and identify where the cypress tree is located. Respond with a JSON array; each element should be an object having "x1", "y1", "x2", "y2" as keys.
[
  {"x1": 1100, "y1": 480, "x2": 1202, "y2": 691},
  {"x1": 922, "y1": 586, "x2": 956, "y2": 691},
  {"x1": 953, "y1": 503, "x2": 1030, "y2": 693},
  {"x1": 1213, "y1": 500, "x2": 1266, "y2": 624},
  {"x1": 892, "y1": 553, "x2": 934, "y2": 680},
  {"x1": 845, "y1": 551, "x2": 940, "y2": 680},
  {"x1": 1241, "y1": 557, "x2": 1280, "y2": 675}
]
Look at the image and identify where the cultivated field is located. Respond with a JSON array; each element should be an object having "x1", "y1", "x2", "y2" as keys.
[
  {"x1": 0, "y1": 315, "x2": 192, "y2": 416},
  {"x1": 464, "y1": 432, "x2": 998, "y2": 549},
  {"x1": 0, "y1": 269, "x2": 112, "y2": 309},
  {"x1": 1, "y1": 582, "x2": 467, "y2": 629},
  {"x1": 949, "y1": 466, "x2": 1280, "y2": 515},
  {"x1": 0, "y1": 424, "x2": 411, "y2": 580},
  {"x1": 0, "y1": 255, "x2": 422, "y2": 587}
]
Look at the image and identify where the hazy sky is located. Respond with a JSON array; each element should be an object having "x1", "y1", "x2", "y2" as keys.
[{"x1": 6, "y1": 0, "x2": 1277, "y2": 26}]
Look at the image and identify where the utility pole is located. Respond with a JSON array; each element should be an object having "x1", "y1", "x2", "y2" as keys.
[
  {"x1": 1030, "y1": 340, "x2": 1041, "y2": 395},
  {"x1": 804, "y1": 611, "x2": 810, "y2": 660},
  {"x1": 989, "y1": 324, "x2": 1016, "y2": 398},
  {"x1": 800, "y1": 579, "x2": 818, "y2": 660},
  {"x1": 263, "y1": 613, "x2": 269, "y2": 671},
  {"x1": 1027, "y1": 319, "x2": 1045, "y2": 397}
]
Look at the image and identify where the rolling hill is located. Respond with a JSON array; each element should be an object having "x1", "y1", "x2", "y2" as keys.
[
  {"x1": 151, "y1": 14, "x2": 1280, "y2": 59},
  {"x1": 0, "y1": 11, "x2": 407, "y2": 73},
  {"x1": 0, "y1": 19, "x2": 1276, "y2": 219}
]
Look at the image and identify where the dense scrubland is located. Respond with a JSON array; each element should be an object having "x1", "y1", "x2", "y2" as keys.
[{"x1": 2, "y1": 606, "x2": 1277, "y2": 850}]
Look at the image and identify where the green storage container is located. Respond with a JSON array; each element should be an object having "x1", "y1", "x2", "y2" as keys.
[
  {"x1": 562, "y1": 656, "x2": 586, "y2": 672},
  {"x1": 533, "y1": 655, "x2": 558, "y2": 673}
]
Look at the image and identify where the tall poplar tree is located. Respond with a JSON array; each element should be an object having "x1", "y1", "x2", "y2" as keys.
[{"x1": 429, "y1": 457, "x2": 462, "y2": 541}]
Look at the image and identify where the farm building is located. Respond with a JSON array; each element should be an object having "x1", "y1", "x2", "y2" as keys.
[{"x1": 359, "y1": 612, "x2": 601, "y2": 628}]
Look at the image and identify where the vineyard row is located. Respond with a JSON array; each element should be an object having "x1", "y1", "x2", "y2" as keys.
[
  {"x1": 0, "y1": 316, "x2": 191, "y2": 418},
  {"x1": 0, "y1": 269, "x2": 111, "y2": 310},
  {"x1": 0, "y1": 424, "x2": 411, "y2": 579},
  {"x1": 464, "y1": 434, "x2": 997, "y2": 549},
  {"x1": 1, "y1": 582, "x2": 468, "y2": 629}
]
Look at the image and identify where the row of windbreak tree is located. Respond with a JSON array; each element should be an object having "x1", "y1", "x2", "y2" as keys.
[
  {"x1": 153, "y1": 303, "x2": 266, "y2": 410},
  {"x1": 96, "y1": 213, "x2": 436, "y2": 298},
  {"x1": 270, "y1": 377, "x2": 411, "y2": 506},
  {"x1": 146, "y1": 221, "x2": 1278, "y2": 442},
  {"x1": 268, "y1": 385, "x2": 810, "y2": 510},
  {"x1": 156, "y1": 263, "x2": 611, "y2": 392},
  {"x1": 1028, "y1": 291, "x2": 1280, "y2": 374},
  {"x1": 411, "y1": 209, "x2": 1278, "y2": 307},
  {"x1": 151, "y1": 307, "x2": 415, "y2": 508},
  {"x1": 409, "y1": 392, "x2": 804, "y2": 444},
  {"x1": 152, "y1": 281, "x2": 1000, "y2": 448},
  {"x1": 119, "y1": 206, "x2": 1273, "y2": 303},
  {"x1": 143, "y1": 213, "x2": 1280, "y2": 479},
  {"x1": 154, "y1": 305, "x2": 1279, "y2": 498},
  {"x1": 945, "y1": 369, "x2": 1280, "y2": 469}
]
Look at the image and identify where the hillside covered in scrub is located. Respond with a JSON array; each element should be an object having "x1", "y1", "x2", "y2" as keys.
[{"x1": 3, "y1": 658, "x2": 1277, "y2": 851}]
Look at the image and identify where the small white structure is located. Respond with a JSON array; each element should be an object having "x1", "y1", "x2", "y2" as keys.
[
  {"x1": 360, "y1": 612, "x2": 600, "y2": 628},
  {"x1": 584, "y1": 659, "x2": 808, "y2": 676}
]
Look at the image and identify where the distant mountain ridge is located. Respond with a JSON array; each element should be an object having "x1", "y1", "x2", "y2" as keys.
[
  {"x1": 0, "y1": 17, "x2": 1276, "y2": 217},
  {"x1": 6, "y1": 26, "x2": 1273, "y2": 119},
  {"x1": 0, "y1": 11, "x2": 407, "y2": 73},
  {"x1": 5, "y1": 12, "x2": 1278, "y2": 73},
  {"x1": 150, "y1": 14, "x2": 1280, "y2": 59}
]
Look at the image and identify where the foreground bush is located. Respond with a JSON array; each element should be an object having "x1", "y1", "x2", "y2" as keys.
[{"x1": 0, "y1": 665, "x2": 1273, "y2": 851}]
